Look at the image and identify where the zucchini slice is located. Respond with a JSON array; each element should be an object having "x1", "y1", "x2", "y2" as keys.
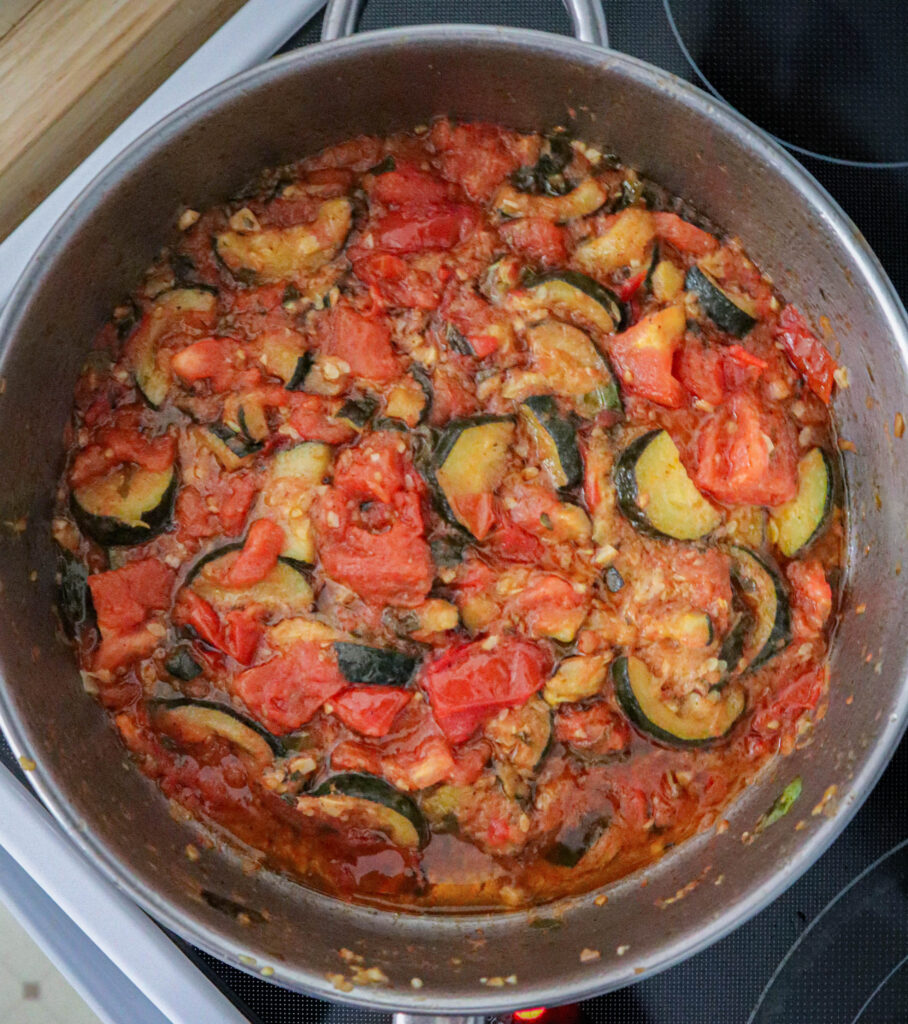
[
  {"x1": 129, "y1": 288, "x2": 218, "y2": 408},
  {"x1": 685, "y1": 265, "x2": 757, "y2": 337},
  {"x1": 543, "y1": 654, "x2": 609, "y2": 706},
  {"x1": 494, "y1": 178, "x2": 607, "y2": 223},
  {"x1": 525, "y1": 320, "x2": 622, "y2": 419},
  {"x1": 72, "y1": 464, "x2": 176, "y2": 547},
  {"x1": 520, "y1": 395, "x2": 582, "y2": 489},
  {"x1": 152, "y1": 699, "x2": 284, "y2": 765},
  {"x1": 215, "y1": 198, "x2": 352, "y2": 283},
  {"x1": 203, "y1": 423, "x2": 263, "y2": 470},
  {"x1": 261, "y1": 442, "x2": 332, "y2": 565},
  {"x1": 431, "y1": 417, "x2": 515, "y2": 537},
  {"x1": 188, "y1": 545, "x2": 314, "y2": 616},
  {"x1": 260, "y1": 336, "x2": 312, "y2": 390},
  {"x1": 726, "y1": 546, "x2": 791, "y2": 672},
  {"x1": 521, "y1": 270, "x2": 625, "y2": 335},
  {"x1": 614, "y1": 430, "x2": 721, "y2": 541},
  {"x1": 612, "y1": 655, "x2": 745, "y2": 747},
  {"x1": 574, "y1": 207, "x2": 655, "y2": 277},
  {"x1": 769, "y1": 447, "x2": 833, "y2": 557},
  {"x1": 333, "y1": 642, "x2": 416, "y2": 687},
  {"x1": 307, "y1": 773, "x2": 428, "y2": 848}
]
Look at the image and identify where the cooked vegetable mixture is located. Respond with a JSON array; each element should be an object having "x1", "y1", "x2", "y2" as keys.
[{"x1": 54, "y1": 121, "x2": 844, "y2": 909}]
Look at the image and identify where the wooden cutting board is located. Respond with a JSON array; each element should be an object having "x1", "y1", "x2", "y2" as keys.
[{"x1": 0, "y1": 0, "x2": 248, "y2": 241}]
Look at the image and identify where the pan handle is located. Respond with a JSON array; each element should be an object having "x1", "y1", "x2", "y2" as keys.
[{"x1": 320, "y1": 0, "x2": 609, "y2": 47}]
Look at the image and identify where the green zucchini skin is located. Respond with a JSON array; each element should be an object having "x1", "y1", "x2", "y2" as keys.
[
  {"x1": 71, "y1": 469, "x2": 177, "y2": 547},
  {"x1": 612, "y1": 655, "x2": 745, "y2": 748},
  {"x1": 769, "y1": 447, "x2": 833, "y2": 557},
  {"x1": 613, "y1": 431, "x2": 660, "y2": 536},
  {"x1": 333, "y1": 642, "x2": 416, "y2": 687},
  {"x1": 409, "y1": 366, "x2": 434, "y2": 425},
  {"x1": 152, "y1": 698, "x2": 285, "y2": 756},
  {"x1": 58, "y1": 556, "x2": 95, "y2": 636},
  {"x1": 613, "y1": 429, "x2": 720, "y2": 541},
  {"x1": 313, "y1": 772, "x2": 429, "y2": 848},
  {"x1": 164, "y1": 647, "x2": 203, "y2": 682},
  {"x1": 209, "y1": 422, "x2": 264, "y2": 459},
  {"x1": 727, "y1": 546, "x2": 792, "y2": 672},
  {"x1": 285, "y1": 351, "x2": 314, "y2": 392},
  {"x1": 335, "y1": 395, "x2": 378, "y2": 431},
  {"x1": 685, "y1": 265, "x2": 757, "y2": 338},
  {"x1": 520, "y1": 395, "x2": 582, "y2": 490},
  {"x1": 428, "y1": 416, "x2": 515, "y2": 533},
  {"x1": 429, "y1": 534, "x2": 469, "y2": 567},
  {"x1": 510, "y1": 134, "x2": 574, "y2": 196},
  {"x1": 523, "y1": 269, "x2": 626, "y2": 332},
  {"x1": 367, "y1": 155, "x2": 396, "y2": 176}
]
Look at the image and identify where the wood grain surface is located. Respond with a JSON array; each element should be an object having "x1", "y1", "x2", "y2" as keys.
[{"x1": 0, "y1": 0, "x2": 247, "y2": 240}]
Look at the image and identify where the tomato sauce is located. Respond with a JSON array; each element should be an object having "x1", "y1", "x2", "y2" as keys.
[{"x1": 54, "y1": 121, "x2": 844, "y2": 910}]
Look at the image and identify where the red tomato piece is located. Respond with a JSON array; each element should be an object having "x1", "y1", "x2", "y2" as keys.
[
  {"x1": 609, "y1": 309, "x2": 686, "y2": 408},
  {"x1": 675, "y1": 337, "x2": 726, "y2": 405},
  {"x1": 217, "y1": 475, "x2": 259, "y2": 535},
  {"x1": 331, "y1": 686, "x2": 412, "y2": 738},
  {"x1": 331, "y1": 740, "x2": 384, "y2": 776},
  {"x1": 316, "y1": 489, "x2": 433, "y2": 607},
  {"x1": 466, "y1": 334, "x2": 500, "y2": 359},
  {"x1": 555, "y1": 702, "x2": 631, "y2": 752},
  {"x1": 322, "y1": 305, "x2": 401, "y2": 383},
  {"x1": 287, "y1": 394, "x2": 357, "y2": 444},
  {"x1": 774, "y1": 305, "x2": 837, "y2": 404},
  {"x1": 617, "y1": 268, "x2": 647, "y2": 303},
  {"x1": 332, "y1": 431, "x2": 408, "y2": 503},
  {"x1": 93, "y1": 626, "x2": 160, "y2": 673},
  {"x1": 652, "y1": 212, "x2": 718, "y2": 257},
  {"x1": 88, "y1": 558, "x2": 174, "y2": 636},
  {"x1": 510, "y1": 573, "x2": 588, "y2": 639},
  {"x1": 174, "y1": 590, "x2": 223, "y2": 650},
  {"x1": 353, "y1": 254, "x2": 443, "y2": 311},
  {"x1": 233, "y1": 641, "x2": 347, "y2": 734},
  {"x1": 725, "y1": 344, "x2": 768, "y2": 371},
  {"x1": 70, "y1": 427, "x2": 176, "y2": 489},
  {"x1": 786, "y1": 560, "x2": 833, "y2": 637},
  {"x1": 370, "y1": 205, "x2": 480, "y2": 253},
  {"x1": 368, "y1": 163, "x2": 451, "y2": 206},
  {"x1": 221, "y1": 610, "x2": 263, "y2": 665},
  {"x1": 500, "y1": 217, "x2": 567, "y2": 266},
  {"x1": 485, "y1": 521, "x2": 545, "y2": 563},
  {"x1": 430, "y1": 121, "x2": 523, "y2": 200},
  {"x1": 170, "y1": 337, "x2": 238, "y2": 389},
  {"x1": 174, "y1": 486, "x2": 217, "y2": 541},
  {"x1": 421, "y1": 637, "x2": 552, "y2": 744},
  {"x1": 448, "y1": 492, "x2": 496, "y2": 542},
  {"x1": 225, "y1": 519, "x2": 285, "y2": 587},
  {"x1": 694, "y1": 391, "x2": 798, "y2": 506}
]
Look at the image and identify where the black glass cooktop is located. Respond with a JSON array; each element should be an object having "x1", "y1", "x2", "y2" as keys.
[{"x1": 7, "y1": 2, "x2": 908, "y2": 1022}]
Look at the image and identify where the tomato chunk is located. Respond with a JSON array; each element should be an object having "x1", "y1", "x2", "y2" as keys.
[
  {"x1": 774, "y1": 305, "x2": 837, "y2": 404},
  {"x1": 331, "y1": 686, "x2": 412, "y2": 738},
  {"x1": 287, "y1": 394, "x2": 357, "y2": 444},
  {"x1": 430, "y1": 121, "x2": 523, "y2": 200},
  {"x1": 170, "y1": 337, "x2": 238, "y2": 390},
  {"x1": 88, "y1": 558, "x2": 174, "y2": 636},
  {"x1": 226, "y1": 519, "x2": 285, "y2": 587},
  {"x1": 368, "y1": 163, "x2": 451, "y2": 207},
  {"x1": 694, "y1": 391, "x2": 798, "y2": 506},
  {"x1": 314, "y1": 435, "x2": 433, "y2": 607},
  {"x1": 70, "y1": 424, "x2": 175, "y2": 489},
  {"x1": 371, "y1": 205, "x2": 479, "y2": 253},
  {"x1": 322, "y1": 304, "x2": 401, "y2": 383},
  {"x1": 609, "y1": 307, "x2": 686, "y2": 408},
  {"x1": 652, "y1": 212, "x2": 718, "y2": 257},
  {"x1": 675, "y1": 336, "x2": 725, "y2": 405},
  {"x1": 174, "y1": 590, "x2": 223, "y2": 649},
  {"x1": 354, "y1": 254, "x2": 443, "y2": 311},
  {"x1": 234, "y1": 641, "x2": 347, "y2": 733},
  {"x1": 500, "y1": 217, "x2": 567, "y2": 266},
  {"x1": 787, "y1": 559, "x2": 833, "y2": 637},
  {"x1": 421, "y1": 637, "x2": 552, "y2": 744}
]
